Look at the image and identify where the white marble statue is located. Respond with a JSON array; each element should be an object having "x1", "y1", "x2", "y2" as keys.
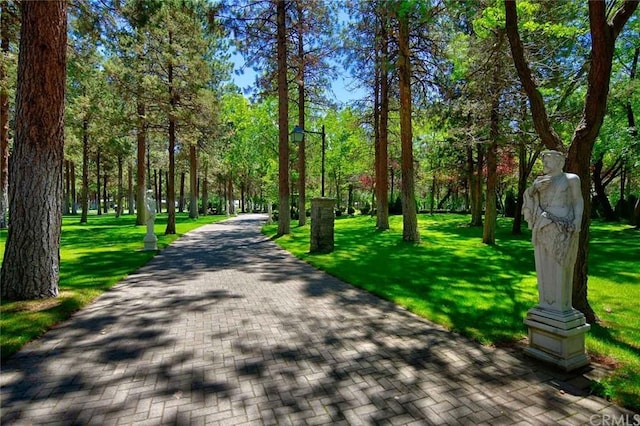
[
  {"x1": 522, "y1": 150, "x2": 583, "y2": 312},
  {"x1": 145, "y1": 190, "x2": 156, "y2": 228},
  {"x1": 143, "y1": 189, "x2": 157, "y2": 250}
]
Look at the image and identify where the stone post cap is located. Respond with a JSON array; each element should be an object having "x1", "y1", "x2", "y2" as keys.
[{"x1": 311, "y1": 197, "x2": 335, "y2": 205}]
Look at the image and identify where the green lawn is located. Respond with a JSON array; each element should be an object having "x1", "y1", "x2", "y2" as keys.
[
  {"x1": 0, "y1": 212, "x2": 228, "y2": 360},
  {"x1": 263, "y1": 214, "x2": 640, "y2": 411}
]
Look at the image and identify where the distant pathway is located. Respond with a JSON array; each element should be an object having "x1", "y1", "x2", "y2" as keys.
[{"x1": 1, "y1": 214, "x2": 635, "y2": 425}]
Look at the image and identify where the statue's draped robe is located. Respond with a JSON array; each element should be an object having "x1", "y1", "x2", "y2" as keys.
[{"x1": 523, "y1": 174, "x2": 579, "y2": 312}]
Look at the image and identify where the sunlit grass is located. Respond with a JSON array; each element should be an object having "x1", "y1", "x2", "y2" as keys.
[
  {"x1": 0, "y1": 212, "x2": 228, "y2": 360},
  {"x1": 264, "y1": 214, "x2": 640, "y2": 411}
]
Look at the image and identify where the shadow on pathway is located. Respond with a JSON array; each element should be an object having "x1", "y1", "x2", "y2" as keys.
[{"x1": 1, "y1": 214, "x2": 635, "y2": 425}]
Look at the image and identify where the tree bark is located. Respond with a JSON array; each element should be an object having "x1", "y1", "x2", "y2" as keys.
[
  {"x1": 102, "y1": 172, "x2": 108, "y2": 214},
  {"x1": 376, "y1": 10, "x2": 390, "y2": 230},
  {"x1": 296, "y1": 0, "x2": 307, "y2": 227},
  {"x1": 80, "y1": 118, "x2": 89, "y2": 223},
  {"x1": 483, "y1": 117, "x2": 499, "y2": 244},
  {"x1": 241, "y1": 182, "x2": 246, "y2": 213},
  {"x1": 202, "y1": 162, "x2": 209, "y2": 216},
  {"x1": 0, "y1": 1, "x2": 10, "y2": 229},
  {"x1": 165, "y1": 36, "x2": 176, "y2": 235},
  {"x1": 483, "y1": 32, "x2": 505, "y2": 244},
  {"x1": 179, "y1": 171, "x2": 185, "y2": 213},
  {"x1": 397, "y1": 10, "x2": 420, "y2": 242},
  {"x1": 592, "y1": 154, "x2": 617, "y2": 221},
  {"x1": 64, "y1": 159, "x2": 71, "y2": 215},
  {"x1": 512, "y1": 140, "x2": 530, "y2": 234},
  {"x1": 276, "y1": 0, "x2": 290, "y2": 235},
  {"x1": 189, "y1": 143, "x2": 198, "y2": 218},
  {"x1": 154, "y1": 169, "x2": 159, "y2": 213},
  {"x1": 116, "y1": 155, "x2": 124, "y2": 217},
  {"x1": 96, "y1": 147, "x2": 102, "y2": 216},
  {"x1": 512, "y1": 101, "x2": 538, "y2": 235},
  {"x1": 128, "y1": 163, "x2": 135, "y2": 215},
  {"x1": 135, "y1": 98, "x2": 146, "y2": 225},
  {"x1": 70, "y1": 161, "x2": 77, "y2": 215},
  {"x1": 228, "y1": 174, "x2": 234, "y2": 215},
  {"x1": 1, "y1": 1, "x2": 67, "y2": 300},
  {"x1": 469, "y1": 143, "x2": 484, "y2": 226}
]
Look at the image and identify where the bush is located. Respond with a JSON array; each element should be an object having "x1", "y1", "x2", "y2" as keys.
[
  {"x1": 360, "y1": 203, "x2": 371, "y2": 215},
  {"x1": 348, "y1": 207, "x2": 355, "y2": 215},
  {"x1": 504, "y1": 191, "x2": 516, "y2": 217},
  {"x1": 389, "y1": 196, "x2": 402, "y2": 215}
]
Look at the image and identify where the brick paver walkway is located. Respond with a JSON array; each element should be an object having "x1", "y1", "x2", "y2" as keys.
[{"x1": 1, "y1": 214, "x2": 636, "y2": 425}]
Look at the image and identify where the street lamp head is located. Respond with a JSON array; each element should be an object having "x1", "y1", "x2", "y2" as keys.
[{"x1": 291, "y1": 125, "x2": 304, "y2": 143}]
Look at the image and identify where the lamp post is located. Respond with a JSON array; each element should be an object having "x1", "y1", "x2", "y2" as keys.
[
  {"x1": 291, "y1": 125, "x2": 325, "y2": 197},
  {"x1": 291, "y1": 124, "x2": 333, "y2": 253}
]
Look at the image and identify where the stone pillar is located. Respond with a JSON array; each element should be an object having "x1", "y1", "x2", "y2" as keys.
[{"x1": 310, "y1": 197, "x2": 335, "y2": 254}]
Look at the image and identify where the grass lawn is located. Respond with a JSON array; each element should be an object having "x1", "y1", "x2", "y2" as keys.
[
  {"x1": 0, "y1": 212, "x2": 228, "y2": 360},
  {"x1": 263, "y1": 214, "x2": 640, "y2": 411}
]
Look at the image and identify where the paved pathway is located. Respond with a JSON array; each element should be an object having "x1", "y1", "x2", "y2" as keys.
[{"x1": 1, "y1": 214, "x2": 636, "y2": 425}]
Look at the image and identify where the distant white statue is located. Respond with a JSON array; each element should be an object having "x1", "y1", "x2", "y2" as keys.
[
  {"x1": 143, "y1": 189, "x2": 157, "y2": 250},
  {"x1": 523, "y1": 150, "x2": 583, "y2": 311},
  {"x1": 145, "y1": 190, "x2": 156, "y2": 227}
]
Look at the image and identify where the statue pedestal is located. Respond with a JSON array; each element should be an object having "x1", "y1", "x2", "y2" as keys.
[
  {"x1": 143, "y1": 224, "x2": 157, "y2": 251},
  {"x1": 524, "y1": 306, "x2": 590, "y2": 371}
]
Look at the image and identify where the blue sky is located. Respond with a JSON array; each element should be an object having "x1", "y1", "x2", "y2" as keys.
[{"x1": 229, "y1": 51, "x2": 367, "y2": 106}]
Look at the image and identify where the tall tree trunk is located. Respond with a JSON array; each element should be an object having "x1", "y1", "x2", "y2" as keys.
[
  {"x1": 135, "y1": 98, "x2": 146, "y2": 226},
  {"x1": 592, "y1": 154, "x2": 616, "y2": 221},
  {"x1": 469, "y1": 144, "x2": 484, "y2": 226},
  {"x1": 0, "y1": 2, "x2": 10, "y2": 229},
  {"x1": 512, "y1": 140, "x2": 527, "y2": 234},
  {"x1": 348, "y1": 184, "x2": 354, "y2": 213},
  {"x1": 622, "y1": 47, "x2": 638, "y2": 221},
  {"x1": 373, "y1": 48, "x2": 381, "y2": 217},
  {"x1": 96, "y1": 148, "x2": 102, "y2": 216},
  {"x1": 376, "y1": 11, "x2": 390, "y2": 230},
  {"x1": 483, "y1": 140, "x2": 498, "y2": 244},
  {"x1": 512, "y1": 100, "x2": 538, "y2": 235},
  {"x1": 102, "y1": 173, "x2": 108, "y2": 214},
  {"x1": 80, "y1": 118, "x2": 89, "y2": 223},
  {"x1": 165, "y1": 40, "x2": 176, "y2": 235},
  {"x1": 202, "y1": 162, "x2": 209, "y2": 216},
  {"x1": 116, "y1": 155, "x2": 123, "y2": 218},
  {"x1": 154, "y1": 169, "x2": 159, "y2": 213},
  {"x1": 276, "y1": 0, "x2": 290, "y2": 235},
  {"x1": 228, "y1": 174, "x2": 234, "y2": 215},
  {"x1": 64, "y1": 159, "x2": 71, "y2": 215},
  {"x1": 397, "y1": 10, "x2": 419, "y2": 242},
  {"x1": 241, "y1": 182, "x2": 246, "y2": 213},
  {"x1": 1, "y1": 1, "x2": 67, "y2": 300},
  {"x1": 483, "y1": 35, "x2": 504, "y2": 245},
  {"x1": 128, "y1": 163, "x2": 135, "y2": 215},
  {"x1": 71, "y1": 161, "x2": 77, "y2": 215},
  {"x1": 296, "y1": 0, "x2": 306, "y2": 226},
  {"x1": 189, "y1": 143, "x2": 198, "y2": 219},
  {"x1": 179, "y1": 171, "x2": 185, "y2": 213}
]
